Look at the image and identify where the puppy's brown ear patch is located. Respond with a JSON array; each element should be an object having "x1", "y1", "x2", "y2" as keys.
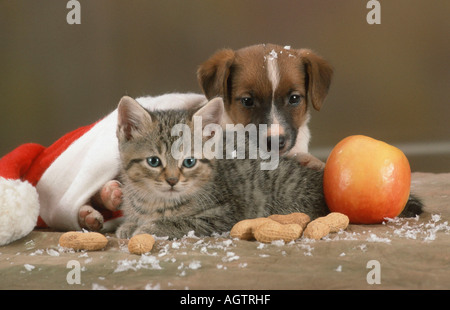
[
  {"x1": 299, "y1": 49, "x2": 334, "y2": 111},
  {"x1": 197, "y1": 49, "x2": 235, "y2": 100}
]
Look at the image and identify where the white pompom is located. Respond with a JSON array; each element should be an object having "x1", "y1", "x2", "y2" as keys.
[{"x1": 0, "y1": 177, "x2": 40, "y2": 246}]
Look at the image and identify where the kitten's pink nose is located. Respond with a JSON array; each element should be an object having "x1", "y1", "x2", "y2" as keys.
[{"x1": 166, "y1": 177, "x2": 179, "y2": 187}]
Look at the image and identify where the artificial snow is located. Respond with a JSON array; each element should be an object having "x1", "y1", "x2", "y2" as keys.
[
  {"x1": 92, "y1": 283, "x2": 107, "y2": 290},
  {"x1": 46, "y1": 248, "x2": 60, "y2": 256},
  {"x1": 366, "y1": 233, "x2": 392, "y2": 244},
  {"x1": 267, "y1": 49, "x2": 278, "y2": 60},
  {"x1": 271, "y1": 240, "x2": 285, "y2": 246},
  {"x1": 188, "y1": 260, "x2": 202, "y2": 270},
  {"x1": 222, "y1": 251, "x2": 239, "y2": 262},
  {"x1": 29, "y1": 249, "x2": 43, "y2": 256},
  {"x1": 386, "y1": 214, "x2": 450, "y2": 242},
  {"x1": 114, "y1": 254, "x2": 162, "y2": 272},
  {"x1": 144, "y1": 283, "x2": 161, "y2": 290},
  {"x1": 24, "y1": 264, "x2": 35, "y2": 271}
]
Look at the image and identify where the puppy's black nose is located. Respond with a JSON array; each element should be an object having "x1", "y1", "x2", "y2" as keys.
[{"x1": 267, "y1": 135, "x2": 286, "y2": 151}]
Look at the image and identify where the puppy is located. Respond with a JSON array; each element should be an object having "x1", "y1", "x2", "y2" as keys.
[{"x1": 197, "y1": 43, "x2": 333, "y2": 169}]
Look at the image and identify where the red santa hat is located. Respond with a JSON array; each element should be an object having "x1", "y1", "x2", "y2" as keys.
[{"x1": 0, "y1": 114, "x2": 123, "y2": 246}]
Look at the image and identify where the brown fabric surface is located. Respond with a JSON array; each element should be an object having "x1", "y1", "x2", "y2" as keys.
[{"x1": 1, "y1": 172, "x2": 449, "y2": 290}]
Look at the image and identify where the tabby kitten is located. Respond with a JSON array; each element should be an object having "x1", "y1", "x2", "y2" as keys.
[{"x1": 115, "y1": 96, "x2": 422, "y2": 239}]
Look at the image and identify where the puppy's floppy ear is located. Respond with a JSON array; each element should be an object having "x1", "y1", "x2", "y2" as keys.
[
  {"x1": 197, "y1": 49, "x2": 235, "y2": 102},
  {"x1": 299, "y1": 49, "x2": 334, "y2": 111},
  {"x1": 117, "y1": 96, "x2": 153, "y2": 141}
]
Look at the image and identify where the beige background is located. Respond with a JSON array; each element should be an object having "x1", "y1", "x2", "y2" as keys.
[{"x1": 1, "y1": 0, "x2": 449, "y2": 172}]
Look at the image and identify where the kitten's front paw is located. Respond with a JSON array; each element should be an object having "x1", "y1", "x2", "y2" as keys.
[
  {"x1": 116, "y1": 222, "x2": 137, "y2": 239},
  {"x1": 91, "y1": 180, "x2": 123, "y2": 211},
  {"x1": 133, "y1": 224, "x2": 157, "y2": 237},
  {"x1": 100, "y1": 180, "x2": 123, "y2": 211}
]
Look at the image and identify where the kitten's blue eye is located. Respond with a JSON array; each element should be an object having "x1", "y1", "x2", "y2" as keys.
[
  {"x1": 182, "y1": 158, "x2": 197, "y2": 168},
  {"x1": 146, "y1": 156, "x2": 161, "y2": 167}
]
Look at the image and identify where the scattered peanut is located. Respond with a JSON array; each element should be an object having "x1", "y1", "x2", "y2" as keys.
[
  {"x1": 303, "y1": 221, "x2": 331, "y2": 240},
  {"x1": 254, "y1": 221, "x2": 303, "y2": 243},
  {"x1": 59, "y1": 231, "x2": 108, "y2": 251},
  {"x1": 268, "y1": 212, "x2": 311, "y2": 229},
  {"x1": 230, "y1": 212, "x2": 349, "y2": 243},
  {"x1": 230, "y1": 217, "x2": 273, "y2": 240},
  {"x1": 303, "y1": 212, "x2": 349, "y2": 240},
  {"x1": 316, "y1": 212, "x2": 350, "y2": 233},
  {"x1": 128, "y1": 233, "x2": 155, "y2": 255}
]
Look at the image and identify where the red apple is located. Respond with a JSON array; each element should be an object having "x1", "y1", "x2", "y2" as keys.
[{"x1": 323, "y1": 135, "x2": 411, "y2": 224}]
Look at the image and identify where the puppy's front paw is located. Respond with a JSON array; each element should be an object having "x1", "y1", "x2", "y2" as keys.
[{"x1": 289, "y1": 152, "x2": 325, "y2": 170}]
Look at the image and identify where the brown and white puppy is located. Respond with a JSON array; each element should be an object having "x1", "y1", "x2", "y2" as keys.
[{"x1": 197, "y1": 43, "x2": 333, "y2": 169}]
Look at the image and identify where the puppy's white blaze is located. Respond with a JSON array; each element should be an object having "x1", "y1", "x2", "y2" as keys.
[
  {"x1": 266, "y1": 52, "x2": 280, "y2": 97},
  {"x1": 270, "y1": 106, "x2": 281, "y2": 125},
  {"x1": 269, "y1": 103, "x2": 282, "y2": 131},
  {"x1": 266, "y1": 51, "x2": 281, "y2": 128}
]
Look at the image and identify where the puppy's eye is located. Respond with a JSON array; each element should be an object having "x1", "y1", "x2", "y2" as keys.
[
  {"x1": 240, "y1": 97, "x2": 255, "y2": 108},
  {"x1": 146, "y1": 156, "x2": 161, "y2": 167},
  {"x1": 288, "y1": 94, "x2": 303, "y2": 106},
  {"x1": 182, "y1": 158, "x2": 197, "y2": 168}
]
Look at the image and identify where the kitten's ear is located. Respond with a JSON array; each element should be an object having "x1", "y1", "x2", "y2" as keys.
[
  {"x1": 117, "y1": 96, "x2": 153, "y2": 141},
  {"x1": 192, "y1": 97, "x2": 224, "y2": 128}
]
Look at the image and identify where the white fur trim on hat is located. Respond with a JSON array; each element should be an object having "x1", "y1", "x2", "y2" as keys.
[{"x1": 0, "y1": 177, "x2": 40, "y2": 246}]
